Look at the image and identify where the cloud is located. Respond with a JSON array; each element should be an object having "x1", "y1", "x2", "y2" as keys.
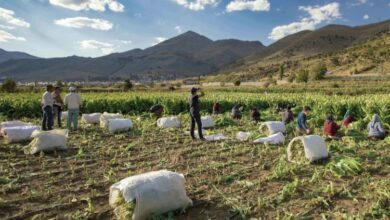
[
  {"x1": 268, "y1": 2, "x2": 341, "y2": 41},
  {"x1": 49, "y1": 0, "x2": 124, "y2": 12},
  {"x1": 118, "y1": 40, "x2": 132, "y2": 44},
  {"x1": 79, "y1": 40, "x2": 115, "y2": 55},
  {"x1": 0, "y1": 7, "x2": 30, "y2": 28},
  {"x1": 363, "y1": 14, "x2": 369, "y2": 20},
  {"x1": 172, "y1": 0, "x2": 219, "y2": 11},
  {"x1": 54, "y1": 17, "x2": 113, "y2": 31},
  {"x1": 152, "y1": 37, "x2": 167, "y2": 46},
  {"x1": 0, "y1": 29, "x2": 26, "y2": 42},
  {"x1": 226, "y1": 0, "x2": 270, "y2": 12},
  {"x1": 175, "y1": 26, "x2": 182, "y2": 33}
]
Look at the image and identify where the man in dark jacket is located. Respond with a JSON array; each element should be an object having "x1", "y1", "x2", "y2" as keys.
[
  {"x1": 282, "y1": 105, "x2": 294, "y2": 124},
  {"x1": 189, "y1": 88, "x2": 205, "y2": 140}
]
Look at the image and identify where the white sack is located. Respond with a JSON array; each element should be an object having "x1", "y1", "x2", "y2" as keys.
[
  {"x1": 201, "y1": 116, "x2": 215, "y2": 128},
  {"x1": 260, "y1": 121, "x2": 286, "y2": 135},
  {"x1": 205, "y1": 134, "x2": 229, "y2": 142},
  {"x1": 82, "y1": 113, "x2": 101, "y2": 124},
  {"x1": 25, "y1": 129, "x2": 68, "y2": 154},
  {"x1": 253, "y1": 132, "x2": 285, "y2": 145},
  {"x1": 157, "y1": 117, "x2": 180, "y2": 129},
  {"x1": 236, "y1": 131, "x2": 251, "y2": 141},
  {"x1": 0, "y1": 121, "x2": 32, "y2": 136},
  {"x1": 61, "y1": 111, "x2": 68, "y2": 121},
  {"x1": 100, "y1": 112, "x2": 123, "y2": 128},
  {"x1": 108, "y1": 119, "x2": 133, "y2": 133},
  {"x1": 2, "y1": 126, "x2": 40, "y2": 143},
  {"x1": 109, "y1": 170, "x2": 192, "y2": 220},
  {"x1": 287, "y1": 135, "x2": 328, "y2": 163}
]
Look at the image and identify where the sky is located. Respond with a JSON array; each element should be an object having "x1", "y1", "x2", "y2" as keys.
[{"x1": 0, "y1": 0, "x2": 389, "y2": 58}]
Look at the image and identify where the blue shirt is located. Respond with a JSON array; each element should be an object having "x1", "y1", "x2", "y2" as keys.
[{"x1": 297, "y1": 112, "x2": 308, "y2": 129}]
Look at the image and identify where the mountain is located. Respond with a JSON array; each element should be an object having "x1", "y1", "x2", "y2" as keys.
[
  {"x1": 0, "y1": 48, "x2": 37, "y2": 63},
  {"x1": 245, "y1": 19, "x2": 390, "y2": 62},
  {"x1": 0, "y1": 31, "x2": 265, "y2": 82}
]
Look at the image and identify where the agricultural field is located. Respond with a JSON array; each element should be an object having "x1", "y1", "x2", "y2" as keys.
[{"x1": 1, "y1": 89, "x2": 390, "y2": 219}]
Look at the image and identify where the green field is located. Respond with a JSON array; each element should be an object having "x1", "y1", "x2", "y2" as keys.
[{"x1": 1, "y1": 87, "x2": 390, "y2": 219}]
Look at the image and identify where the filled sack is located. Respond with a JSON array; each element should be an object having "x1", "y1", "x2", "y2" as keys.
[
  {"x1": 253, "y1": 132, "x2": 285, "y2": 145},
  {"x1": 108, "y1": 119, "x2": 133, "y2": 133},
  {"x1": 24, "y1": 129, "x2": 68, "y2": 154},
  {"x1": 201, "y1": 116, "x2": 215, "y2": 128},
  {"x1": 2, "y1": 126, "x2": 40, "y2": 143},
  {"x1": 109, "y1": 170, "x2": 192, "y2": 220},
  {"x1": 0, "y1": 121, "x2": 33, "y2": 136},
  {"x1": 61, "y1": 111, "x2": 68, "y2": 121},
  {"x1": 157, "y1": 117, "x2": 180, "y2": 129},
  {"x1": 236, "y1": 131, "x2": 251, "y2": 141},
  {"x1": 100, "y1": 112, "x2": 123, "y2": 128},
  {"x1": 287, "y1": 135, "x2": 328, "y2": 164},
  {"x1": 82, "y1": 113, "x2": 101, "y2": 124},
  {"x1": 259, "y1": 121, "x2": 286, "y2": 135}
]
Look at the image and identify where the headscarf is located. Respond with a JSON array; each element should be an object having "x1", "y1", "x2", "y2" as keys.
[
  {"x1": 344, "y1": 110, "x2": 351, "y2": 120},
  {"x1": 370, "y1": 114, "x2": 380, "y2": 128}
]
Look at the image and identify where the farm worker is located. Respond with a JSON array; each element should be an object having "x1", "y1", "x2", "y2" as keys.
[
  {"x1": 296, "y1": 106, "x2": 312, "y2": 135},
  {"x1": 250, "y1": 107, "x2": 261, "y2": 122},
  {"x1": 52, "y1": 86, "x2": 64, "y2": 128},
  {"x1": 64, "y1": 87, "x2": 82, "y2": 132},
  {"x1": 213, "y1": 102, "x2": 221, "y2": 115},
  {"x1": 323, "y1": 113, "x2": 341, "y2": 139},
  {"x1": 282, "y1": 105, "x2": 294, "y2": 124},
  {"x1": 368, "y1": 114, "x2": 388, "y2": 140},
  {"x1": 41, "y1": 84, "x2": 54, "y2": 131},
  {"x1": 188, "y1": 87, "x2": 205, "y2": 140},
  {"x1": 343, "y1": 110, "x2": 354, "y2": 127},
  {"x1": 231, "y1": 104, "x2": 242, "y2": 120},
  {"x1": 149, "y1": 104, "x2": 164, "y2": 118}
]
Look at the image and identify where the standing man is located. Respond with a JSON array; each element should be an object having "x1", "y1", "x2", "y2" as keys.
[
  {"x1": 296, "y1": 106, "x2": 312, "y2": 135},
  {"x1": 52, "y1": 86, "x2": 63, "y2": 128},
  {"x1": 188, "y1": 87, "x2": 205, "y2": 141},
  {"x1": 64, "y1": 87, "x2": 82, "y2": 132},
  {"x1": 41, "y1": 85, "x2": 54, "y2": 131}
]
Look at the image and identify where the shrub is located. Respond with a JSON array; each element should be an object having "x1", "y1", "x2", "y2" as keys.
[
  {"x1": 310, "y1": 63, "x2": 327, "y2": 80},
  {"x1": 123, "y1": 79, "x2": 133, "y2": 91},
  {"x1": 1, "y1": 79, "x2": 17, "y2": 93},
  {"x1": 234, "y1": 80, "x2": 241, "y2": 87},
  {"x1": 295, "y1": 69, "x2": 309, "y2": 83}
]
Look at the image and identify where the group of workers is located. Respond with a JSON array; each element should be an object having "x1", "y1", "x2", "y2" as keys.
[
  {"x1": 41, "y1": 85, "x2": 388, "y2": 141},
  {"x1": 41, "y1": 85, "x2": 82, "y2": 131}
]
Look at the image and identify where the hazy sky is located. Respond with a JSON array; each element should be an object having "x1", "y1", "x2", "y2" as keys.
[{"x1": 0, "y1": 0, "x2": 389, "y2": 58}]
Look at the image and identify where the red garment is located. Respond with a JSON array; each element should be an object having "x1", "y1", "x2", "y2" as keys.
[
  {"x1": 213, "y1": 103, "x2": 220, "y2": 114},
  {"x1": 343, "y1": 115, "x2": 354, "y2": 127},
  {"x1": 324, "y1": 120, "x2": 340, "y2": 136}
]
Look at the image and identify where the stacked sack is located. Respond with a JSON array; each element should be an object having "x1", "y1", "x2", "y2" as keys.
[
  {"x1": 100, "y1": 112, "x2": 133, "y2": 133},
  {"x1": 24, "y1": 129, "x2": 68, "y2": 154},
  {"x1": 157, "y1": 117, "x2": 180, "y2": 129}
]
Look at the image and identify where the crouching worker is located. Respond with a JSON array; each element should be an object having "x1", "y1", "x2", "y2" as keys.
[
  {"x1": 213, "y1": 102, "x2": 221, "y2": 115},
  {"x1": 189, "y1": 87, "x2": 205, "y2": 141},
  {"x1": 343, "y1": 109, "x2": 354, "y2": 128},
  {"x1": 250, "y1": 107, "x2": 260, "y2": 122},
  {"x1": 324, "y1": 113, "x2": 341, "y2": 140},
  {"x1": 149, "y1": 104, "x2": 164, "y2": 118},
  {"x1": 232, "y1": 104, "x2": 242, "y2": 120},
  {"x1": 368, "y1": 114, "x2": 388, "y2": 140},
  {"x1": 64, "y1": 87, "x2": 82, "y2": 132},
  {"x1": 296, "y1": 106, "x2": 313, "y2": 135},
  {"x1": 282, "y1": 105, "x2": 294, "y2": 124}
]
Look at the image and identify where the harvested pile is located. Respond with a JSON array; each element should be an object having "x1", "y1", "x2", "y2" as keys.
[
  {"x1": 24, "y1": 129, "x2": 68, "y2": 154},
  {"x1": 287, "y1": 135, "x2": 328, "y2": 164},
  {"x1": 259, "y1": 121, "x2": 286, "y2": 135},
  {"x1": 109, "y1": 170, "x2": 192, "y2": 220},
  {"x1": 82, "y1": 113, "x2": 101, "y2": 124},
  {"x1": 157, "y1": 117, "x2": 180, "y2": 128}
]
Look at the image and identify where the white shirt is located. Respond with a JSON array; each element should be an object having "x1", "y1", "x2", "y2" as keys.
[
  {"x1": 41, "y1": 91, "x2": 53, "y2": 108},
  {"x1": 64, "y1": 93, "x2": 82, "y2": 109}
]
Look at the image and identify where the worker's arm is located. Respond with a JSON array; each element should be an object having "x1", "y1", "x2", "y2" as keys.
[{"x1": 198, "y1": 89, "x2": 205, "y2": 97}]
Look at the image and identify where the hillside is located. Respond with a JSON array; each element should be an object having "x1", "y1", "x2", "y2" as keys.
[
  {"x1": 0, "y1": 31, "x2": 265, "y2": 82},
  {"x1": 0, "y1": 49, "x2": 37, "y2": 63}
]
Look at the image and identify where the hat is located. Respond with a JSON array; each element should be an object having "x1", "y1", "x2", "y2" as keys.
[
  {"x1": 69, "y1": 87, "x2": 76, "y2": 92},
  {"x1": 191, "y1": 87, "x2": 198, "y2": 93}
]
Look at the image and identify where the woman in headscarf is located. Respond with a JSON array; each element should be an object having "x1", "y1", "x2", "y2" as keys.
[
  {"x1": 368, "y1": 114, "x2": 387, "y2": 140},
  {"x1": 323, "y1": 112, "x2": 341, "y2": 139},
  {"x1": 343, "y1": 110, "x2": 354, "y2": 128},
  {"x1": 250, "y1": 107, "x2": 261, "y2": 122},
  {"x1": 231, "y1": 104, "x2": 242, "y2": 120}
]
